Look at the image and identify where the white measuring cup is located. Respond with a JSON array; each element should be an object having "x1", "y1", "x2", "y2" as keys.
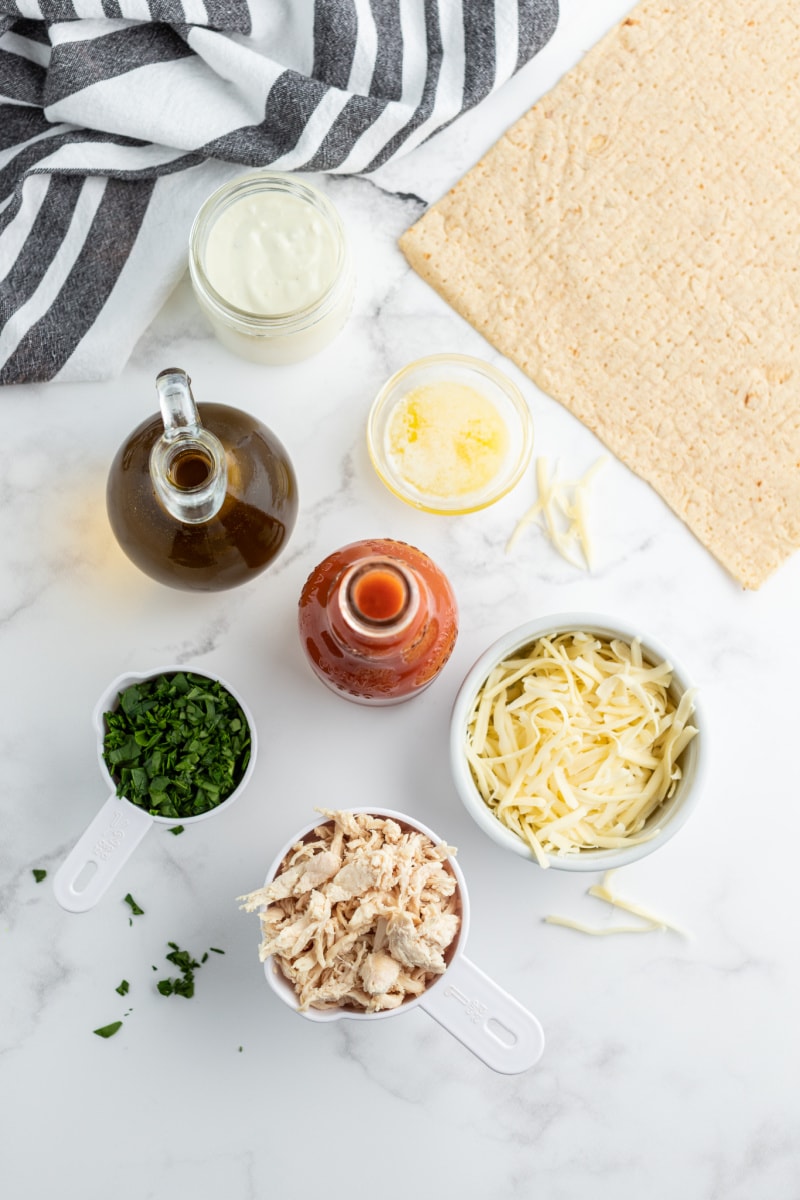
[
  {"x1": 258, "y1": 807, "x2": 545, "y2": 1075},
  {"x1": 53, "y1": 664, "x2": 257, "y2": 913}
]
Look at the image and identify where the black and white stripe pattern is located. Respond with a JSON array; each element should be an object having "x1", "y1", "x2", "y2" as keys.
[{"x1": 0, "y1": 0, "x2": 558, "y2": 385}]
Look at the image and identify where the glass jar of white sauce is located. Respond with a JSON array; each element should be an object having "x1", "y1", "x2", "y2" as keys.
[{"x1": 189, "y1": 172, "x2": 354, "y2": 365}]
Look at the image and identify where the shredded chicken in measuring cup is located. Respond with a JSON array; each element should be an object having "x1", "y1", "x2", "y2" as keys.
[{"x1": 239, "y1": 810, "x2": 461, "y2": 1012}]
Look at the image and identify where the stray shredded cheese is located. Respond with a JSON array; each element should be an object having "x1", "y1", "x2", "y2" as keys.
[
  {"x1": 543, "y1": 916, "x2": 660, "y2": 936},
  {"x1": 506, "y1": 456, "x2": 607, "y2": 569},
  {"x1": 587, "y1": 870, "x2": 686, "y2": 934},
  {"x1": 545, "y1": 870, "x2": 687, "y2": 936},
  {"x1": 465, "y1": 632, "x2": 698, "y2": 866}
]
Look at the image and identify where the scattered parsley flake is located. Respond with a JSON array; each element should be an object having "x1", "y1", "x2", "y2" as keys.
[
  {"x1": 155, "y1": 941, "x2": 224, "y2": 999},
  {"x1": 157, "y1": 943, "x2": 201, "y2": 999},
  {"x1": 116, "y1": 980, "x2": 130, "y2": 996},
  {"x1": 93, "y1": 1021, "x2": 122, "y2": 1039},
  {"x1": 124, "y1": 893, "x2": 144, "y2": 916},
  {"x1": 169, "y1": 825, "x2": 185, "y2": 836},
  {"x1": 32, "y1": 869, "x2": 47, "y2": 883}
]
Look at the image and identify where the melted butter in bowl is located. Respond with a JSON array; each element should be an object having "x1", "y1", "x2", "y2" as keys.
[
  {"x1": 387, "y1": 379, "x2": 509, "y2": 498},
  {"x1": 367, "y1": 354, "x2": 533, "y2": 515}
]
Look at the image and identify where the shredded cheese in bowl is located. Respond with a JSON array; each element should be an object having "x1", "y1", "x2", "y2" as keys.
[{"x1": 456, "y1": 624, "x2": 700, "y2": 869}]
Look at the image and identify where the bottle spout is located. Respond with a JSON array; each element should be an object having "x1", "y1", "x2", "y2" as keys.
[
  {"x1": 338, "y1": 558, "x2": 421, "y2": 639},
  {"x1": 156, "y1": 367, "x2": 201, "y2": 440},
  {"x1": 150, "y1": 368, "x2": 227, "y2": 524}
]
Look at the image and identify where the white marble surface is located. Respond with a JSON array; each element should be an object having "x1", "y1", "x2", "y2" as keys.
[{"x1": 3, "y1": 3, "x2": 800, "y2": 1197}]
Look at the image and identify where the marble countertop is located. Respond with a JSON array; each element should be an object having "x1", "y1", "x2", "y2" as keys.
[{"x1": 4, "y1": 3, "x2": 800, "y2": 1197}]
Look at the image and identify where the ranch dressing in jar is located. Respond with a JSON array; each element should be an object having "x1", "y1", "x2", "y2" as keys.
[{"x1": 189, "y1": 172, "x2": 354, "y2": 365}]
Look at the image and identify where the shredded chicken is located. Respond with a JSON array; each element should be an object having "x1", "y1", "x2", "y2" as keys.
[
  {"x1": 360, "y1": 952, "x2": 401, "y2": 995},
  {"x1": 239, "y1": 810, "x2": 461, "y2": 1013}
]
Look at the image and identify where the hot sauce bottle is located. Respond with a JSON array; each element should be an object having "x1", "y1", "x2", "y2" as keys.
[{"x1": 298, "y1": 538, "x2": 458, "y2": 704}]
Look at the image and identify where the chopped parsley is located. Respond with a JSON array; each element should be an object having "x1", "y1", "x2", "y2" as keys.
[
  {"x1": 32, "y1": 869, "x2": 47, "y2": 883},
  {"x1": 124, "y1": 893, "x2": 144, "y2": 916},
  {"x1": 93, "y1": 1021, "x2": 122, "y2": 1039},
  {"x1": 157, "y1": 943, "x2": 201, "y2": 999},
  {"x1": 102, "y1": 671, "x2": 251, "y2": 820},
  {"x1": 116, "y1": 980, "x2": 130, "y2": 996},
  {"x1": 168, "y1": 825, "x2": 185, "y2": 836},
  {"x1": 156, "y1": 941, "x2": 224, "y2": 999}
]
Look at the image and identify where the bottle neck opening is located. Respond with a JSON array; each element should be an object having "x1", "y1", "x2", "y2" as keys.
[
  {"x1": 168, "y1": 445, "x2": 215, "y2": 491},
  {"x1": 339, "y1": 560, "x2": 419, "y2": 637}
]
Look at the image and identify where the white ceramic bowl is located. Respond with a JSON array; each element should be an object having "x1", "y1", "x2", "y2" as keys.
[{"x1": 450, "y1": 614, "x2": 705, "y2": 872}]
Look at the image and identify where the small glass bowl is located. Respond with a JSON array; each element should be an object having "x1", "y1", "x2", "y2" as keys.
[{"x1": 366, "y1": 354, "x2": 534, "y2": 515}]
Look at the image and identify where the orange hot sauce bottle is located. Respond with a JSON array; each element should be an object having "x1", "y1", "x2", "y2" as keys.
[{"x1": 297, "y1": 538, "x2": 459, "y2": 705}]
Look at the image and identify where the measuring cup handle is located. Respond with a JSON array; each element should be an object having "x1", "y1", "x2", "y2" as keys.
[
  {"x1": 419, "y1": 955, "x2": 545, "y2": 1074},
  {"x1": 52, "y1": 795, "x2": 153, "y2": 913}
]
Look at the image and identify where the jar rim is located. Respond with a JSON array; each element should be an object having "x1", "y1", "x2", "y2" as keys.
[{"x1": 188, "y1": 171, "x2": 351, "y2": 334}]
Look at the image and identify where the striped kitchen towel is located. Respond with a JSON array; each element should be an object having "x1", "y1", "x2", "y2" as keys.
[{"x1": 0, "y1": 0, "x2": 558, "y2": 386}]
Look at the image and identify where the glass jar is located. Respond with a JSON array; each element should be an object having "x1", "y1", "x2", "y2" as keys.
[
  {"x1": 298, "y1": 538, "x2": 459, "y2": 705},
  {"x1": 189, "y1": 172, "x2": 354, "y2": 365}
]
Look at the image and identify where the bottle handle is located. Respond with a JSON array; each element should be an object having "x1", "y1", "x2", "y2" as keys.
[
  {"x1": 156, "y1": 367, "x2": 201, "y2": 439},
  {"x1": 419, "y1": 955, "x2": 545, "y2": 1074},
  {"x1": 52, "y1": 795, "x2": 153, "y2": 913}
]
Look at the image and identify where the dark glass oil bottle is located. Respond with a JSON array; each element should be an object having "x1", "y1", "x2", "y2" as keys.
[{"x1": 107, "y1": 368, "x2": 298, "y2": 591}]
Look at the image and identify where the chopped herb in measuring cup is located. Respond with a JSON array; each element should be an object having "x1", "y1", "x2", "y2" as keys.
[{"x1": 102, "y1": 671, "x2": 251, "y2": 820}]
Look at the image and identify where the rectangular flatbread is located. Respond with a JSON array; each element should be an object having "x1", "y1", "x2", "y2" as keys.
[{"x1": 399, "y1": 0, "x2": 800, "y2": 589}]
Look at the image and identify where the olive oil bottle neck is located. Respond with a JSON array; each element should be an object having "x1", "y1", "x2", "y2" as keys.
[{"x1": 150, "y1": 367, "x2": 227, "y2": 524}]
